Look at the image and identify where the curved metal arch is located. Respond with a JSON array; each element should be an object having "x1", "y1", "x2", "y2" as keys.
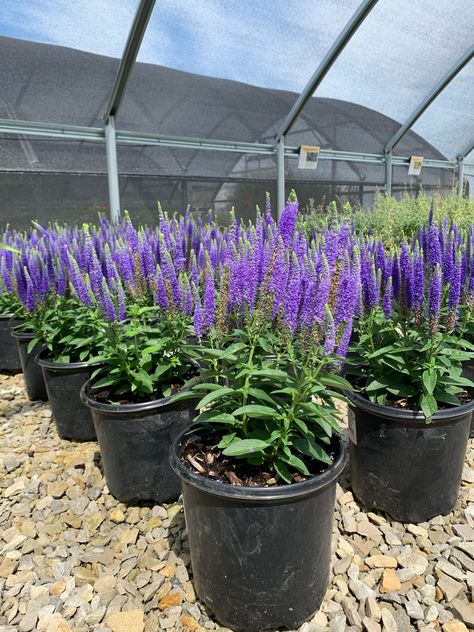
[
  {"x1": 459, "y1": 140, "x2": 474, "y2": 160},
  {"x1": 385, "y1": 45, "x2": 474, "y2": 154},
  {"x1": 274, "y1": 0, "x2": 379, "y2": 142},
  {"x1": 103, "y1": 0, "x2": 156, "y2": 124}
]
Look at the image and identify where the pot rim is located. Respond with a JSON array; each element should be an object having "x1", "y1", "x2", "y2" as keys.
[
  {"x1": 36, "y1": 348, "x2": 104, "y2": 371},
  {"x1": 80, "y1": 377, "x2": 195, "y2": 414},
  {"x1": 10, "y1": 328, "x2": 35, "y2": 340},
  {"x1": 346, "y1": 389, "x2": 474, "y2": 423},
  {"x1": 170, "y1": 423, "x2": 347, "y2": 502}
]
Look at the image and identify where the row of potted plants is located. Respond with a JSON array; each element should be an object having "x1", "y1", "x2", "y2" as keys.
[{"x1": 0, "y1": 199, "x2": 473, "y2": 631}]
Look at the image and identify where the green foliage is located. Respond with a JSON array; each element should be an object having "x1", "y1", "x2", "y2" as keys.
[
  {"x1": 90, "y1": 305, "x2": 194, "y2": 400},
  {"x1": 302, "y1": 191, "x2": 474, "y2": 247},
  {"x1": 0, "y1": 292, "x2": 24, "y2": 317},
  {"x1": 31, "y1": 295, "x2": 107, "y2": 363},
  {"x1": 349, "y1": 308, "x2": 474, "y2": 419},
  {"x1": 182, "y1": 319, "x2": 350, "y2": 483}
]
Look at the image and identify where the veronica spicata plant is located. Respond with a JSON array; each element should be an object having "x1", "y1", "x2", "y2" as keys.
[
  {"x1": 32, "y1": 295, "x2": 108, "y2": 363},
  {"x1": 179, "y1": 195, "x2": 359, "y2": 484},
  {"x1": 349, "y1": 222, "x2": 474, "y2": 419},
  {"x1": 89, "y1": 304, "x2": 195, "y2": 401}
]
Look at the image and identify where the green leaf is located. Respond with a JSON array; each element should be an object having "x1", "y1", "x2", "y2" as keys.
[
  {"x1": 366, "y1": 377, "x2": 398, "y2": 392},
  {"x1": 420, "y1": 393, "x2": 438, "y2": 420},
  {"x1": 222, "y1": 439, "x2": 269, "y2": 457},
  {"x1": 168, "y1": 390, "x2": 200, "y2": 404},
  {"x1": 247, "y1": 387, "x2": 277, "y2": 406},
  {"x1": 319, "y1": 374, "x2": 353, "y2": 391},
  {"x1": 292, "y1": 436, "x2": 332, "y2": 464},
  {"x1": 422, "y1": 370, "x2": 437, "y2": 395},
  {"x1": 91, "y1": 376, "x2": 118, "y2": 389},
  {"x1": 217, "y1": 433, "x2": 236, "y2": 448},
  {"x1": 271, "y1": 387, "x2": 299, "y2": 396},
  {"x1": 27, "y1": 338, "x2": 39, "y2": 354},
  {"x1": 195, "y1": 411, "x2": 236, "y2": 424},
  {"x1": 191, "y1": 382, "x2": 223, "y2": 391},
  {"x1": 252, "y1": 368, "x2": 288, "y2": 379},
  {"x1": 274, "y1": 459, "x2": 292, "y2": 483},
  {"x1": 280, "y1": 452, "x2": 310, "y2": 475},
  {"x1": 197, "y1": 387, "x2": 235, "y2": 410},
  {"x1": 233, "y1": 404, "x2": 277, "y2": 417},
  {"x1": 433, "y1": 389, "x2": 460, "y2": 406}
]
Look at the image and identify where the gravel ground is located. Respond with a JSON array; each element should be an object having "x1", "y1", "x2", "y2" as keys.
[{"x1": 0, "y1": 372, "x2": 473, "y2": 632}]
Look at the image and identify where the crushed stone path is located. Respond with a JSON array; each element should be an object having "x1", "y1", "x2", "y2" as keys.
[{"x1": 0, "y1": 372, "x2": 473, "y2": 632}]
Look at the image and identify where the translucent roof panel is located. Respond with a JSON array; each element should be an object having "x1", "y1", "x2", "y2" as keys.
[
  {"x1": 117, "y1": 0, "x2": 361, "y2": 140},
  {"x1": 411, "y1": 61, "x2": 474, "y2": 161},
  {"x1": 296, "y1": 0, "x2": 474, "y2": 158},
  {"x1": 0, "y1": 1, "x2": 139, "y2": 126}
]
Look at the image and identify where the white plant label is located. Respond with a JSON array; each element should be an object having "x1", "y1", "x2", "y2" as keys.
[
  {"x1": 298, "y1": 145, "x2": 320, "y2": 170},
  {"x1": 408, "y1": 155, "x2": 423, "y2": 176}
]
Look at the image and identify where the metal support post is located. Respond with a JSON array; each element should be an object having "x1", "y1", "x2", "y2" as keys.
[
  {"x1": 457, "y1": 157, "x2": 465, "y2": 196},
  {"x1": 276, "y1": 136, "x2": 285, "y2": 219},
  {"x1": 385, "y1": 150, "x2": 392, "y2": 196},
  {"x1": 105, "y1": 116, "x2": 121, "y2": 223}
]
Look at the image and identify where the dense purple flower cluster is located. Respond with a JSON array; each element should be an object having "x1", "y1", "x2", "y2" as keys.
[
  {"x1": 358, "y1": 220, "x2": 474, "y2": 335},
  {"x1": 1, "y1": 197, "x2": 472, "y2": 357}
]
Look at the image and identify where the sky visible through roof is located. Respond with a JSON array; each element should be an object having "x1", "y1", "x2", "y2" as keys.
[{"x1": 1, "y1": 0, "x2": 473, "y2": 161}]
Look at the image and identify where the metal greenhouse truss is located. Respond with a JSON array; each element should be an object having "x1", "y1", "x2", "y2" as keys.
[{"x1": 0, "y1": 0, "x2": 473, "y2": 221}]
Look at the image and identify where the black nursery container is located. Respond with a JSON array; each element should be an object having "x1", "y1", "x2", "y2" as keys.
[
  {"x1": 170, "y1": 426, "x2": 347, "y2": 632},
  {"x1": 347, "y1": 391, "x2": 473, "y2": 523},
  {"x1": 81, "y1": 379, "x2": 194, "y2": 503},
  {"x1": 0, "y1": 314, "x2": 21, "y2": 372},
  {"x1": 36, "y1": 350, "x2": 99, "y2": 442},
  {"x1": 462, "y1": 359, "x2": 474, "y2": 438},
  {"x1": 11, "y1": 329, "x2": 47, "y2": 401}
]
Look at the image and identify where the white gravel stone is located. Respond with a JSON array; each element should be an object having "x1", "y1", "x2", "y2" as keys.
[{"x1": 1, "y1": 374, "x2": 473, "y2": 632}]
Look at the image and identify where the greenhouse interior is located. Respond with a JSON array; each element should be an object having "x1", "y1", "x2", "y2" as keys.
[{"x1": 1, "y1": 1, "x2": 474, "y2": 632}]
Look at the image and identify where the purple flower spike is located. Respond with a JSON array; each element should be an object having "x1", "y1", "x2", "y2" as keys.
[
  {"x1": 153, "y1": 267, "x2": 168, "y2": 310},
  {"x1": 399, "y1": 243, "x2": 414, "y2": 311},
  {"x1": 427, "y1": 223, "x2": 442, "y2": 269},
  {"x1": 382, "y1": 276, "x2": 393, "y2": 318},
  {"x1": 428, "y1": 264, "x2": 442, "y2": 336},
  {"x1": 203, "y1": 269, "x2": 215, "y2": 329},
  {"x1": 283, "y1": 254, "x2": 301, "y2": 333},
  {"x1": 413, "y1": 250, "x2": 424, "y2": 318},
  {"x1": 323, "y1": 305, "x2": 336, "y2": 356},
  {"x1": 99, "y1": 278, "x2": 116, "y2": 322},
  {"x1": 193, "y1": 292, "x2": 203, "y2": 338},
  {"x1": 277, "y1": 193, "x2": 299, "y2": 247},
  {"x1": 336, "y1": 318, "x2": 353, "y2": 358}
]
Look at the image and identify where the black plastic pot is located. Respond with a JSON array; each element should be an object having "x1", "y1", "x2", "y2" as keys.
[
  {"x1": 347, "y1": 391, "x2": 473, "y2": 523},
  {"x1": 462, "y1": 359, "x2": 474, "y2": 438},
  {"x1": 0, "y1": 314, "x2": 21, "y2": 372},
  {"x1": 80, "y1": 379, "x2": 194, "y2": 503},
  {"x1": 170, "y1": 426, "x2": 347, "y2": 632},
  {"x1": 11, "y1": 329, "x2": 48, "y2": 401},
  {"x1": 36, "y1": 350, "x2": 99, "y2": 442}
]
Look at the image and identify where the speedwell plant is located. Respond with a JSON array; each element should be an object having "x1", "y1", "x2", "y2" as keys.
[{"x1": 178, "y1": 196, "x2": 360, "y2": 483}]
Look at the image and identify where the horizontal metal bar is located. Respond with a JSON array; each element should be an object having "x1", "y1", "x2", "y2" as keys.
[
  {"x1": 0, "y1": 118, "x2": 104, "y2": 141},
  {"x1": 385, "y1": 45, "x2": 474, "y2": 153},
  {"x1": 0, "y1": 117, "x2": 465, "y2": 170},
  {"x1": 275, "y1": 0, "x2": 379, "y2": 141},
  {"x1": 116, "y1": 130, "x2": 276, "y2": 154},
  {"x1": 103, "y1": 0, "x2": 156, "y2": 123}
]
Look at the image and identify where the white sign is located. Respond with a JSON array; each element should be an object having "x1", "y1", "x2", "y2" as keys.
[
  {"x1": 408, "y1": 155, "x2": 424, "y2": 176},
  {"x1": 298, "y1": 145, "x2": 320, "y2": 170}
]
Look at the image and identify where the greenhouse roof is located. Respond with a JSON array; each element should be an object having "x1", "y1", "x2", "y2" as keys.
[{"x1": 0, "y1": 0, "x2": 473, "y2": 218}]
